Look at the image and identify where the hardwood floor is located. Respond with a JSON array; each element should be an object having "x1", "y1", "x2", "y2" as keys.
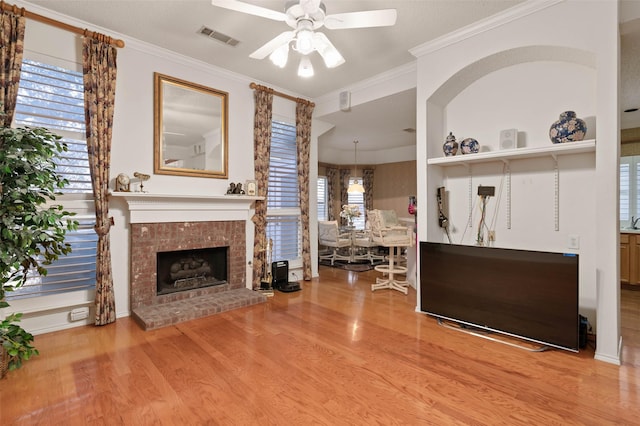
[{"x1": 2, "y1": 266, "x2": 640, "y2": 425}]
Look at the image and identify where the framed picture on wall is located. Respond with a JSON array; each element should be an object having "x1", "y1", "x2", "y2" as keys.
[{"x1": 246, "y1": 180, "x2": 257, "y2": 196}]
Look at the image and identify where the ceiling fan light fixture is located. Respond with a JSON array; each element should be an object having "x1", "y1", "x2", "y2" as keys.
[
  {"x1": 298, "y1": 56, "x2": 314, "y2": 77},
  {"x1": 313, "y1": 32, "x2": 344, "y2": 68},
  {"x1": 295, "y1": 28, "x2": 315, "y2": 55},
  {"x1": 269, "y1": 43, "x2": 289, "y2": 67}
]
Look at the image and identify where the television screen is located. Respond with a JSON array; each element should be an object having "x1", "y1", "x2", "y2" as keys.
[{"x1": 420, "y1": 242, "x2": 579, "y2": 352}]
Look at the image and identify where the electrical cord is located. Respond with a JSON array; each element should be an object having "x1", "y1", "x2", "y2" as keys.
[
  {"x1": 489, "y1": 164, "x2": 506, "y2": 232},
  {"x1": 459, "y1": 193, "x2": 479, "y2": 244},
  {"x1": 477, "y1": 195, "x2": 489, "y2": 245}
]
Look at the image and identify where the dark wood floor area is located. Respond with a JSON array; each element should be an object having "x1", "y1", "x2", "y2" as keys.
[{"x1": 2, "y1": 266, "x2": 640, "y2": 425}]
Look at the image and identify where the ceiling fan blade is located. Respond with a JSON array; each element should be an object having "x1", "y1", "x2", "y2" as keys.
[
  {"x1": 324, "y1": 9, "x2": 397, "y2": 30},
  {"x1": 249, "y1": 31, "x2": 295, "y2": 60},
  {"x1": 211, "y1": 0, "x2": 287, "y2": 22}
]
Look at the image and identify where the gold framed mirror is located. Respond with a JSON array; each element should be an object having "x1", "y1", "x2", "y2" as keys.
[{"x1": 154, "y1": 73, "x2": 228, "y2": 178}]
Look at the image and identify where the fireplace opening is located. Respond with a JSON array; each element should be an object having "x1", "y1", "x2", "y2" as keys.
[{"x1": 157, "y1": 247, "x2": 228, "y2": 295}]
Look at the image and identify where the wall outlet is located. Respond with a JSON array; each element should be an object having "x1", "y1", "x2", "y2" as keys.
[{"x1": 568, "y1": 234, "x2": 580, "y2": 250}]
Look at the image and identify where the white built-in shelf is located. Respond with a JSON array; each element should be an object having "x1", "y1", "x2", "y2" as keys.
[{"x1": 427, "y1": 139, "x2": 595, "y2": 167}]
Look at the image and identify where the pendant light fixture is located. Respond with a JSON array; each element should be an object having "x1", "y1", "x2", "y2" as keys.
[{"x1": 347, "y1": 140, "x2": 365, "y2": 194}]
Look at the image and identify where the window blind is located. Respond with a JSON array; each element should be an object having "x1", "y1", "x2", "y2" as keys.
[
  {"x1": 347, "y1": 178, "x2": 365, "y2": 230},
  {"x1": 621, "y1": 162, "x2": 630, "y2": 222},
  {"x1": 7, "y1": 59, "x2": 96, "y2": 300},
  {"x1": 317, "y1": 176, "x2": 327, "y2": 221},
  {"x1": 13, "y1": 59, "x2": 92, "y2": 194},
  {"x1": 266, "y1": 121, "x2": 301, "y2": 263},
  {"x1": 7, "y1": 217, "x2": 98, "y2": 300}
]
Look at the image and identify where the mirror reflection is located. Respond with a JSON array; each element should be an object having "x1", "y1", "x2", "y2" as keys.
[{"x1": 154, "y1": 73, "x2": 228, "y2": 178}]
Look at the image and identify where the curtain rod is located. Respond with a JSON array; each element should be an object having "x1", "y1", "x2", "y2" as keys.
[
  {"x1": 1, "y1": 1, "x2": 125, "y2": 48},
  {"x1": 250, "y1": 82, "x2": 314, "y2": 107}
]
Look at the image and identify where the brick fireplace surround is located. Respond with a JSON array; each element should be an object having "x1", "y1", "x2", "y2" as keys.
[{"x1": 113, "y1": 193, "x2": 266, "y2": 330}]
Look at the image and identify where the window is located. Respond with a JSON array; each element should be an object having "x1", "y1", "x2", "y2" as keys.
[
  {"x1": 266, "y1": 120, "x2": 301, "y2": 263},
  {"x1": 620, "y1": 155, "x2": 640, "y2": 227},
  {"x1": 621, "y1": 160, "x2": 630, "y2": 223},
  {"x1": 7, "y1": 217, "x2": 98, "y2": 300},
  {"x1": 7, "y1": 59, "x2": 96, "y2": 299},
  {"x1": 317, "y1": 176, "x2": 327, "y2": 221},
  {"x1": 13, "y1": 59, "x2": 92, "y2": 193},
  {"x1": 347, "y1": 177, "x2": 365, "y2": 230}
]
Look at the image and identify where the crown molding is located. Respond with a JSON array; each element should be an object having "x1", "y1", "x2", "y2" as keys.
[
  {"x1": 409, "y1": 0, "x2": 564, "y2": 58},
  {"x1": 314, "y1": 61, "x2": 416, "y2": 115}
]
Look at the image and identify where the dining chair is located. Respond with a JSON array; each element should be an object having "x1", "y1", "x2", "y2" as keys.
[{"x1": 318, "y1": 220, "x2": 352, "y2": 265}]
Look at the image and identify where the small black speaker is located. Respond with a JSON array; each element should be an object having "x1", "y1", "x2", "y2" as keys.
[
  {"x1": 579, "y1": 315, "x2": 588, "y2": 349},
  {"x1": 271, "y1": 260, "x2": 288, "y2": 290}
]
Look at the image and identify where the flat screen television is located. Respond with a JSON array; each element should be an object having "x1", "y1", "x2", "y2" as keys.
[{"x1": 420, "y1": 242, "x2": 579, "y2": 352}]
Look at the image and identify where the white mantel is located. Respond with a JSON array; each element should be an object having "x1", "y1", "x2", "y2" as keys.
[{"x1": 110, "y1": 192, "x2": 263, "y2": 224}]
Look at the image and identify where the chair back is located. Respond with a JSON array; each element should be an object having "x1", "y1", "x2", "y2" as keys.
[
  {"x1": 318, "y1": 221, "x2": 340, "y2": 246},
  {"x1": 367, "y1": 209, "x2": 413, "y2": 247},
  {"x1": 378, "y1": 209, "x2": 400, "y2": 228}
]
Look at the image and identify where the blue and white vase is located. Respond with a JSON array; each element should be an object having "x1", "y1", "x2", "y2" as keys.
[
  {"x1": 549, "y1": 111, "x2": 587, "y2": 144},
  {"x1": 443, "y1": 132, "x2": 458, "y2": 156},
  {"x1": 460, "y1": 138, "x2": 480, "y2": 154}
]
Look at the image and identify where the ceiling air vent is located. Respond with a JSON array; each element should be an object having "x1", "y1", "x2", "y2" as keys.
[{"x1": 198, "y1": 26, "x2": 239, "y2": 46}]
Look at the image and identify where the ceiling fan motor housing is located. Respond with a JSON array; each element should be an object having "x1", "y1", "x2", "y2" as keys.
[{"x1": 285, "y1": 1, "x2": 327, "y2": 29}]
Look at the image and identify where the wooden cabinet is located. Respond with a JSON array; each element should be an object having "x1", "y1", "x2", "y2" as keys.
[
  {"x1": 621, "y1": 233, "x2": 630, "y2": 284},
  {"x1": 621, "y1": 232, "x2": 640, "y2": 286}
]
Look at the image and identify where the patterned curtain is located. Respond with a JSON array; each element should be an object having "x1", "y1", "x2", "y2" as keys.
[
  {"x1": 296, "y1": 101, "x2": 314, "y2": 281},
  {"x1": 83, "y1": 37, "x2": 118, "y2": 326},
  {"x1": 251, "y1": 89, "x2": 273, "y2": 289},
  {"x1": 0, "y1": 7, "x2": 25, "y2": 126},
  {"x1": 326, "y1": 167, "x2": 337, "y2": 220},
  {"x1": 339, "y1": 168, "x2": 350, "y2": 227},
  {"x1": 363, "y1": 168, "x2": 374, "y2": 213}
]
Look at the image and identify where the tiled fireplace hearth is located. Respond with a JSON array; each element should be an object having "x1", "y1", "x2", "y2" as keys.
[{"x1": 113, "y1": 193, "x2": 266, "y2": 330}]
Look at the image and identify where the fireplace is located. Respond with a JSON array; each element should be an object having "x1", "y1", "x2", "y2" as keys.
[
  {"x1": 113, "y1": 192, "x2": 267, "y2": 330},
  {"x1": 157, "y1": 247, "x2": 228, "y2": 295},
  {"x1": 130, "y1": 220, "x2": 246, "y2": 309}
]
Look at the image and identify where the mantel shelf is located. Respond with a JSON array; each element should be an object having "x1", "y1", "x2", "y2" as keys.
[
  {"x1": 109, "y1": 192, "x2": 264, "y2": 224},
  {"x1": 109, "y1": 192, "x2": 264, "y2": 202},
  {"x1": 427, "y1": 139, "x2": 596, "y2": 167}
]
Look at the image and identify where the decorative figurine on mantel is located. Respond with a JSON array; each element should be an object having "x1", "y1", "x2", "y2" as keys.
[
  {"x1": 133, "y1": 172, "x2": 150, "y2": 193},
  {"x1": 225, "y1": 182, "x2": 245, "y2": 195},
  {"x1": 115, "y1": 173, "x2": 130, "y2": 192}
]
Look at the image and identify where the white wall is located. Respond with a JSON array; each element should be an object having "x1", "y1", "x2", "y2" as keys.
[
  {"x1": 413, "y1": 0, "x2": 620, "y2": 363},
  {"x1": 7, "y1": 1, "x2": 317, "y2": 334}
]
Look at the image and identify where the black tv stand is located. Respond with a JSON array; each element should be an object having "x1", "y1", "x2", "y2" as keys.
[{"x1": 435, "y1": 318, "x2": 550, "y2": 352}]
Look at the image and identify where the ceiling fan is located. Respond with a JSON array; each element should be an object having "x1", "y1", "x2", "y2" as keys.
[{"x1": 211, "y1": 0, "x2": 397, "y2": 77}]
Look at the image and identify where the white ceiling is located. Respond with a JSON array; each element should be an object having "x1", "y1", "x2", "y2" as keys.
[{"x1": 22, "y1": 0, "x2": 640, "y2": 163}]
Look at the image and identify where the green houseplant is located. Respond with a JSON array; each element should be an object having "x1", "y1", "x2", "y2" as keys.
[{"x1": 0, "y1": 119, "x2": 78, "y2": 378}]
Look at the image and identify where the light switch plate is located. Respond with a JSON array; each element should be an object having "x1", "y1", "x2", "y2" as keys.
[{"x1": 568, "y1": 234, "x2": 580, "y2": 250}]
